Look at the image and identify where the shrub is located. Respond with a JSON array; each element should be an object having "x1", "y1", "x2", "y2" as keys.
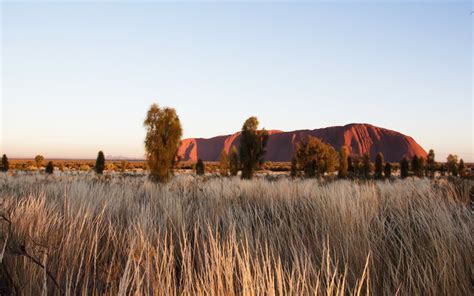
[
  {"x1": 219, "y1": 150, "x2": 229, "y2": 176},
  {"x1": 1, "y1": 154, "x2": 9, "y2": 172},
  {"x1": 79, "y1": 164, "x2": 90, "y2": 171},
  {"x1": 290, "y1": 156, "x2": 298, "y2": 178},
  {"x1": 95, "y1": 151, "x2": 105, "y2": 174},
  {"x1": 45, "y1": 161, "x2": 54, "y2": 174},
  {"x1": 384, "y1": 162, "x2": 392, "y2": 179},
  {"x1": 295, "y1": 136, "x2": 338, "y2": 178},
  {"x1": 144, "y1": 104, "x2": 182, "y2": 183},
  {"x1": 374, "y1": 153, "x2": 384, "y2": 179},
  {"x1": 400, "y1": 158, "x2": 409, "y2": 179},
  {"x1": 458, "y1": 159, "x2": 465, "y2": 177},
  {"x1": 121, "y1": 160, "x2": 128, "y2": 173},
  {"x1": 338, "y1": 146, "x2": 349, "y2": 178},
  {"x1": 195, "y1": 159, "x2": 205, "y2": 176},
  {"x1": 447, "y1": 154, "x2": 458, "y2": 176},
  {"x1": 229, "y1": 147, "x2": 239, "y2": 176},
  {"x1": 35, "y1": 155, "x2": 44, "y2": 168},
  {"x1": 361, "y1": 153, "x2": 371, "y2": 179},
  {"x1": 426, "y1": 149, "x2": 436, "y2": 178},
  {"x1": 411, "y1": 155, "x2": 425, "y2": 177}
]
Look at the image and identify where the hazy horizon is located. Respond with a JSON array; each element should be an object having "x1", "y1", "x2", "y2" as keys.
[{"x1": 2, "y1": 0, "x2": 473, "y2": 161}]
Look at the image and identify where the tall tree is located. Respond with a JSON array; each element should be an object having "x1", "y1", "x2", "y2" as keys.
[
  {"x1": 295, "y1": 136, "x2": 338, "y2": 178},
  {"x1": 94, "y1": 151, "x2": 105, "y2": 174},
  {"x1": 219, "y1": 149, "x2": 229, "y2": 176},
  {"x1": 338, "y1": 146, "x2": 349, "y2": 178},
  {"x1": 446, "y1": 154, "x2": 458, "y2": 176},
  {"x1": 426, "y1": 149, "x2": 436, "y2": 178},
  {"x1": 45, "y1": 161, "x2": 54, "y2": 174},
  {"x1": 374, "y1": 152, "x2": 384, "y2": 179},
  {"x1": 35, "y1": 155, "x2": 44, "y2": 168},
  {"x1": 1, "y1": 154, "x2": 9, "y2": 172},
  {"x1": 384, "y1": 162, "x2": 392, "y2": 179},
  {"x1": 239, "y1": 117, "x2": 269, "y2": 180},
  {"x1": 229, "y1": 146, "x2": 239, "y2": 176},
  {"x1": 400, "y1": 158, "x2": 409, "y2": 179},
  {"x1": 195, "y1": 159, "x2": 205, "y2": 176},
  {"x1": 144, "y1": 104, "x2": 183, "y2": 183}
]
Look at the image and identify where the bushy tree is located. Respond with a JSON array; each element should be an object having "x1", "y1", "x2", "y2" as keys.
[
  {"x1": 195, "y1": 159, "x2": 205, "y2": 176},
  {"x1": 295, "y1": 136, "x2": 338, "y2": 178},
  {"x1": 229, "y1": 146, "x2": 239, "y2": 176},
  {"x1": 426, "y1": 149, "x2": 436, "y2": 178},
  {"x1": 446, "y1": 154, "x2": 458, "y2": 176},
  {"x1": 94, "y1": 151, "x2": 105, "y2": 174},
  {"x1": 290, "y1": 155, "x2": 298, "y2": 178},
  {"x1": 361, "y1": 153, "x2": 371, "y2": 179},
  {"x1": 400, "y1": 158, "x2": 409, "y2": 179},
  {"x1": 45, "y1": 161, "x2": 54, "y2": 174},
  {"x1": 239, "y1": 117, "x2": 269, "y2": 180},
  {"x1": 35, "y1": 155, "x2": 44, "y2": 168},
  {"x1": 384, "y1": 162, "x2": 392, "y2": 179},
  {"x1": 374, "y1": 152, "x2": 384, "y2": 179},
  {"x1": 144, "y1": 104, "x2": 182, "y2": 183},
  {"x1": 338, "y1": 146, "x2": 349, "y2": 178},
  {"x1": 1, "y1": 154, "x2": 9, "y2": 172},
  {"x1": 458, "y1": 159, "x2": 465, "y2": 177},
  {"x1": 219, "y1": 149, "x2": 229, "y2": 176}
]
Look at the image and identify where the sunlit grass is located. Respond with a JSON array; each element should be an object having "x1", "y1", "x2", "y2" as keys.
[{"x1": 0, "y1": 173, "x2": 472, "y2": 295}]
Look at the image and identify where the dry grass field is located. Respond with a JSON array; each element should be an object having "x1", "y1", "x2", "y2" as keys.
[{"x1": 0, "y1": 173, "x2": 472, "y2": 295}]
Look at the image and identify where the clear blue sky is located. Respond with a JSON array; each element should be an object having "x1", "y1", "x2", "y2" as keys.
[{"x1": 1, "y1": 0, "x2": 473, "y2": 161}]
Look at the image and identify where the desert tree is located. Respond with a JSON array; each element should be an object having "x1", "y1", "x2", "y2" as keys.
[
  {"x1": 384, "y1": 162, "x2": 392, "y2": 179},
  {"x1": 229, "y1": 146, "x2": 239, "y2": 176},
  {"x1": 446, "y1": 154, "x2": 458, "y2": 176},
  {"x1": 219, "y1": 149, "x2": 229, "y2": 176},
  {"x1": 426, "y1": 149, "x2": 436, "y2": 178},
  {"x1": 337, "y1": 146, "x2": 349, "y2": 178},
  {"x1": 94, "y1": 151, "x2": 105, "y2": 174},
  {"x1": 290, "y1": 155, "x2": 298, "y2": 178},
  {"x1": 35, "y1": 155, "x2": 44, "y2": 168},
  {"x1": 45, "y1": 161, "x2": 54, "y2": 174},
  {"x1": 1, "y1": 154, "x2": 9, "y2": 172},
  {"x1": 458, "y1": 159, "x2": 465, "y2": 177},
  {"x1": 195, "y1": 158, "x2": 205, "y2": 176},
  {"x1": 361, "y1": 153, "x2": 371, "y2": 179},
  {"x1": 143, "y1": 103, "x2": 183, "y2": 183},
  {"x1": 400, "y1": 157, "x2": 409, "y2": 179},
  {"x1": 295, "y1": 136, "x2": 338, "y2": 178},
  {"x1": 374, "y1": 152, "x2": 384, "y2": 179},
  {"x1": 239, "y1": 116, "x2": 269, "y2": 180}
]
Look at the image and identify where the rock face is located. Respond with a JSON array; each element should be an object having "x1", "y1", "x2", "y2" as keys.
[{"x1": 177, "y1": 123, "x2": 427, "y2": 162}]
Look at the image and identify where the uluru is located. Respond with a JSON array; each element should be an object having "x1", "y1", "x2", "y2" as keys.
[{"x1": 177, "y1": 123, "x2": 427, "y2": 163}]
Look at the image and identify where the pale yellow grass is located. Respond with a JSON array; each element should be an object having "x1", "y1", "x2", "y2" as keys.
[{"x1": 0, "y1": 173, "x2": 472, "y2": 295}]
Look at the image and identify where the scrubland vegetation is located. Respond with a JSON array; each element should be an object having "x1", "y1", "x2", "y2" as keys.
[
  {"x1": 1, "y1": 107, "x2": 472, "y2": 295},
  {"x1": 0, "y1": 173, "x2": 472, "y2": 295}
]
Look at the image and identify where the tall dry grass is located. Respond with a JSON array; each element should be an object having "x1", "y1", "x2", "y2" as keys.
[{"x1": 0, "y1": 173, "x2": 472, "y2": 295}]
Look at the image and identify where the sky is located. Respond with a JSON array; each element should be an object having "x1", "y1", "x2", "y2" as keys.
[{"x1": 1, "y1": 0, "x2": 473, "y2": 161}]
